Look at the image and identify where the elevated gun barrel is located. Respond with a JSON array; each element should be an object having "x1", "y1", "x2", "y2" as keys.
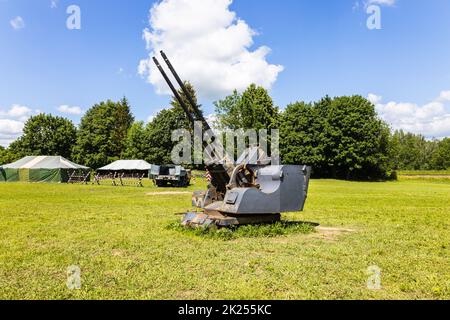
[
  {"x1": 152, "y1": 57, "x2": 196, "y2": 125},
  {"x1": 159, "y1": 51, "x2": 236, "y2": 173},
  {"x1": 160, "y1": 51, "x2": 212, "y2": 132},
  {"x1": 152, "y1": 52, "x2": 230, "y2": 196}
]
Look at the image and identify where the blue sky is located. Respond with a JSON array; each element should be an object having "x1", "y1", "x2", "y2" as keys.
[{"x1": 1, "y1": 0, "x2": 450, "y2": 146}]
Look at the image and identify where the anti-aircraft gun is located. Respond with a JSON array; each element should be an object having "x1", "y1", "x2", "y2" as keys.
[{"x1": 153, "y1": 51, "x2": 311, "y2": 228}]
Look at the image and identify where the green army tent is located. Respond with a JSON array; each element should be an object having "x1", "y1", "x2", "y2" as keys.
[
  {"x1": 0, "y1": 156, "x2": 90, "y2": 183},
  {"x1": 0, "y1": 166, "x2": 6, "y2": 182}
]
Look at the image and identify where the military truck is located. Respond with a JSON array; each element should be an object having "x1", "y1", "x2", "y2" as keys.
[{"x1": 150, "y1": 165, "x2": 191, "y2": 187}]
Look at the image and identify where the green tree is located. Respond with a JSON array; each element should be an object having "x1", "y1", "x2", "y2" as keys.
[
  {"x1": 0, "y1": 146, "x2": 5, "y2": 164},
  {"x1": 431, "y1": 138, "x2": 450, "y2": 170},
  {"x1": 122, "y1": 121, "x2": 148, "y2": 160},
  {"x1": 214, "y1": 90, "x2": 243, "y2": 130},
  {"x1": 144, "y1": 82, "x2": 201, "y2": 165},
  {"x1": 326, "y1": 96, "x2": 391, "y2": 179},
  {"x1": 390, "y1": 130, "x2": 438, "y2": 170},
  {"x1": 280, "y1": 101, "x2": 325, "y2": 168},
  {"x1": 215, "y1": 84, "x2": 279, "y2": 130},
  {"x1": 111, "y1": 97, "x2": 134, "y2": 157},
  {"x1": 145, "y1": 109, "x2": 180, "y2": 164},
  {"x1": 0, "y1": 138, "x2": 26, "y2": 164},
  {"x1": 73, "y1": 99, "x2": 134, "y2": 168},
  {"x1": 10, "y1": 114, "x2": 77, "y2": 159},
  {"x1": 281, "y1": 95, "x2": 393, "y2": 180},
  {"x1": 170, "y1": 81, "x2": 200, "y2": 131}
]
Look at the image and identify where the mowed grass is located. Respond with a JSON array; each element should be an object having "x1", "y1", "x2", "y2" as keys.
[{"x1": 0, "y1": 177, "x2": 449, "y2": 300}]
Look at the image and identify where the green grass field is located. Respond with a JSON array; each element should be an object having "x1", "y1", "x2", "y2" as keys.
[{"x1": 0, "y1": 177, "x2": 449, "y2": 300}]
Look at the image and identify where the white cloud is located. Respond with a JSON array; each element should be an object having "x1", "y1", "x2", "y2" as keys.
[
  {"x1": 368, "y1": 93, "x2": 382, "y2": 105},
  {"x1": 139, "y1": 0, "x2": 283, "y2": 100},
  {"x1": 438, "y1": 90, "x2": 450, "y2": 102},
  {"x1": 0, "y1": 119, "x2": 23, "y2": 135},
  {"x1": 58, "y1": 105, "x2": 82, "y2": 115},
  {"x1": 0, "y1": 104, "x2": 32, "y2": 118},
  {"x1": 0, "y1": 105, "x2": 34, "y2": 147},
  {"x1": 0, "y1": 103, "x2": 82, "y2": 147},
  {"x1": 369, "y1": 91, "x2": 450, "y2": 138},
  {"x1": 10, "y1": 16, "x2": 25, "y2": 30},
  {"x1": 0, "y1": 119, "x2": 24, "y2": 147},
  {"x1": 0, "y1": 104, "x2": 42, "y2": 147}
]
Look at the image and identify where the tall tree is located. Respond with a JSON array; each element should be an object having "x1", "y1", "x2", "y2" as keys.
[
  {"x1": 170, "y1": 81, "x2": 200, "y2": 131},
  {"x1": 390, "y1": 130, "x2": 438, "y2": 170},
  {"x1": 326, "y1": 96, "x2": 391, "y2": 179},
  {"x1": 431, "y1": 138, "x2": 450, "y2": 170},
  {"x1": 144, "y1": 82, "x2": 201, "y2": 165},
  {"x1": 9, "y1": 114, "x2": 77, "y2": 159},
  {"x1": 73, "y1": 99, "x2": 134, "y2": 168},
  {"x1": 281, "y1": 96, "x2": 393, "y2": 180},
  {"x1": 280, "y1": 101, "x2": 326, "y2": 169},
  {"x1": 214, "y1": 90, "x2": 243, "y2": 130},
  {"x1": 215, "y1": 84, "x2": 279, "y2": 130},
  {"x1": 122, "y1": 121, "x2": 147, "y2": 160},
  {"x1": 111, "y1": 97, "x2": 134, "y2": 157},
  {"x1": 0, "y1": 138, "x2": 26, "y2": 164},
  {"x1": 0, "y1": 146, "x2": 5, "y2": 165},
  {"x1": 145, "y1": 109, "x2": 180, "y2": 165}
]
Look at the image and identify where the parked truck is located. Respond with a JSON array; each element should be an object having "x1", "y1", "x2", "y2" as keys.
[{"x1": 150, "y1": 165, "x2": 191, "y2": 187}]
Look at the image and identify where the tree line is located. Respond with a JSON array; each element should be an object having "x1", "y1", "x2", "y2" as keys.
[{"x1": 1, "y1": 84, "x2": 449, "y2": 179}]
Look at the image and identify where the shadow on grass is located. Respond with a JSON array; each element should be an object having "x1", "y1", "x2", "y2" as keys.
[{"x1": 166, "y1": 220, "x2": 319, "y2": 241}]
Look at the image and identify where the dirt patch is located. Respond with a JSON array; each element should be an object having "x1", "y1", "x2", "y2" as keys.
[
  {"x1": 146, "y1": 191, "x2": 191, "y2": 196},
  {"x1": 311, "y1": 227, "x2": 357, "y2": 241},
  {"x1": 111, "y1": 249, "x2": 125, "y2": 257}
]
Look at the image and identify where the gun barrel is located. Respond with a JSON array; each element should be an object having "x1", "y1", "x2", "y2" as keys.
[
  {"x1": 160, "y1": 51, "x2": 212, "y2": 132},
  {"x1": 152, "y1": 57, "x2": 196, "y2": 125},
  {"x1": 152, "y1": 52, "x2": 231, "y2": 195}
]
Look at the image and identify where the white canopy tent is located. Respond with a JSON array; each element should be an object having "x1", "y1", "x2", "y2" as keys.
[
  {"x1": 95, "y1": 160, "x2": 153, "y2": 187},
  {"x1": 97, "y1": 160, "x2": 152, "y2": 171}
]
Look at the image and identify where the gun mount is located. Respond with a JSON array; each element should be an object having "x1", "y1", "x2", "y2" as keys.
[{"x1": 153, "y1": 51, "x2": 311, "y2": 228}]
